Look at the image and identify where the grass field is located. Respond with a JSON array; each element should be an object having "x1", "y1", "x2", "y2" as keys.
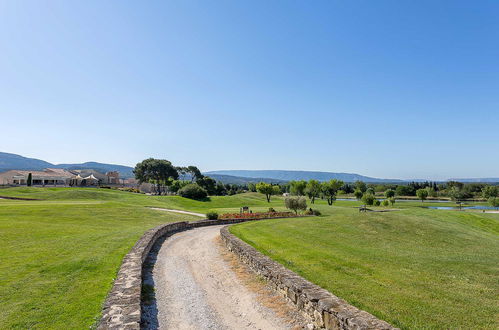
[
  {"x1": 230, "y1": 202, "x2": 499, "y2": 329},
  {"x1": 1, "y1": 187, "x2": 497, "y2": 329},
  {"x1": 0, "y1": 188, "x2": 204, "y2": 329}
]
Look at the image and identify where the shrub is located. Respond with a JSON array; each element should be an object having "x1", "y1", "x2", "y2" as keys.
[
  {"x1": 305, "y1": 208, "x2": 321, "y2": 216},
  {"x1": 178, "y1": 183, "x2": 208, "y2": 200},
  {"x1": 206, "y1": 211, "x2": 218, "y2": 220},
  {"x1": 362, "y1": 193, "x2": 376, "y2": 206},
  {"x1": 268, "y1": 207, "x2": 276, "y2": 213},
  {"x1": 382, "y1": 200, "x2": 390, "y2": 207},
  {"x1": 285, "y1": 196, "x2": 307, "y2": 214},
  {"x1": 374, "y1": 199, "x2": 381, "y2": 206}
]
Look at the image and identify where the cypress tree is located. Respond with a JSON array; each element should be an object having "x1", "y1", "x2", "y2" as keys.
[{"x1": 27, "y1": 173, "x2": 32, "y2": 186}]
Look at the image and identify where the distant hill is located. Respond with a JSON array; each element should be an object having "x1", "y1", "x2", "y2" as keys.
[
  {"x1": 53, "y1": 162, "x2": 134, "y2": 178},
  {"x1": 205, "y1": 170, "x2": 404, "y2": 183},
  {"x1": 0, "y1": 152, "x2": 53, "y2": 171},
  {"x1": 0, "y1": 152, "x2": 135, "y2": 178},
  {"x1": 206, "y1": 174, "x2": 287, "y2": 185},
  {"x1": 448, "y1": 178, "x2": 499, "y2": 183}
]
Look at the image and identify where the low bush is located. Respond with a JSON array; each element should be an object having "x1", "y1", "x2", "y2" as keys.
[
  {"x1": 268, "y1": 207, "x2": 276, "y2": 213},
  {"x1": 304, "y1": 208, "x2": 321, "y2": 216},
  {"x1": 178, "y1": 183, "x2": 208, "y2": 200},
  {"x1": 206, "y1": 211, "x2": 218, "y2": 220}
]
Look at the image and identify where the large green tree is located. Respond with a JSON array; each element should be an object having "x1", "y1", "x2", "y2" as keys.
[
  {"x1": 305, "y1": 180, "x2": 321, "y2": 204},
  {"x1": 321, "y1": 179, "x2": 344, "y2": 205},
  {"x1": 134, "y1": 158, "x2": 179, "y2": 194},
  {"x1": 289, "y1": 180, "x2": 307, "y2": 196},
  {"x1": 256, "y1": 182, "x2": 281, "y2": 202}
]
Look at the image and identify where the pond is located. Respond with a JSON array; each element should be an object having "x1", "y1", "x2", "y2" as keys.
[{"x1": 425, "y1": 206, "x2": 497, "y2": 210}]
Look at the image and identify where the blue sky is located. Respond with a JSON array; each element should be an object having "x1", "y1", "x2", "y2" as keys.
[{"x1": 1, "y1": 1, "x2": 497, "y2": 180}]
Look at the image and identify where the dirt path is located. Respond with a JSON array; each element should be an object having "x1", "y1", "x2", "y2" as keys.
[
  {"x1": 149, "y1": 207, "x2": 205, "y2": 217},
  {"x1": 142, "y1": 225, "x2": 300, "y2": 330}
]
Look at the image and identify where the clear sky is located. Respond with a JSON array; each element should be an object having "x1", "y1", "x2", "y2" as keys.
[{"x1": 1, "y1": 1, "x2": 498, "y2": 180}]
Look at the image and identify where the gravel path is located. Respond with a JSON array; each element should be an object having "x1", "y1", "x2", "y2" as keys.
[
  {"x1": 149, "y1": 208, "x2": 205, "y2": 217},
  {"x1": 142, "y1": 225, "x2": 297, "y2": 330}
]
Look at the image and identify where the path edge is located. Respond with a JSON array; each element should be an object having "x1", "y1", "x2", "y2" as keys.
[{"x1": 220, "y1": 225, "x2": 397, "y2": 330}]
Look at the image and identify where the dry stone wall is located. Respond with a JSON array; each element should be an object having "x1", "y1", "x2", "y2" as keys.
[{"x1": 220, "y1": 226, "x2": 396, "y2": 330}]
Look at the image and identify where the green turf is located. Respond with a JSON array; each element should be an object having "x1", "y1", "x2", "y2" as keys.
[
  {"x1": 230, "y1": 204, "x2": 499, "y2": 329},
  {"x1": 0, "y1": 188, "x2": 203, "y2": 329}
]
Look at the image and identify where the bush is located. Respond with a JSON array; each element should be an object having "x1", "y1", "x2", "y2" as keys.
[
  {"x1": 206, "y1": 211, "x2": 218, "y2": 220},
  {"x1": 268, "y1": 207, "x2": 276, "y2": 213},
  {"x1": 178, "y1": 183, "x2": 208, "y2": 200},
  {"x1": 362, "y1": 193, "x2": 376, "y2": 206},
  {"x1": 305, "y1": 208, "x2": 321, "y2": 216},
  {"x1": 285, "y1": 196, "x2": 307, "y2": 214},
  {"x1": 382, "y1": 200, "x2": 390, "y2": 207},
  {"x1": 374, "y1": 199, "x2": 381, "y2": 206}
]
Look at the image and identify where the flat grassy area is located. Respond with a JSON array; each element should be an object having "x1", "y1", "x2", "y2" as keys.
[{"x1": 230, "y1": 203, "x2": 499, "y2": 329}]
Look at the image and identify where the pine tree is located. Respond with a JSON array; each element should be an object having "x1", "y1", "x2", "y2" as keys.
[{"x1": 27, "y1": 173, "x2": 32, "y2": 186}]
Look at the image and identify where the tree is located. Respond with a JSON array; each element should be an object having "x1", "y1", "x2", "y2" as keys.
[
  {"x1": 354, "y1": 180, "x2": 367, "y2": 193},
  {"x1": 354, "y1": 189, "x2": 364, "y2": 200},
  {"x1": 290, "y1": 180, "x2": 307, "y2": 196},
  {"x1": 178, "y1": 183, "x2": 207, "y2": 200},
  {"x1": 256, "y1": 182, "x2": 280, "y2": 202},
  {"x1": 366, "y1": 187, "x2": 375, "y2": 195},
  {"x1": 134, "y1": 158, "x2": 179, "y2": 194},
  {"x1": 27, "y1": 173, "x2": 32, "y2": 187},
  {"x1": 384, "y1": 189, "x2": 395, "y2": 199},
  {"x1": 362, "y1": 193, "x2": 376, "y2": 206},
  {"x1": 285, "y1": 196, "x2": 307, "y2": 214},
  {"x1": 185, "y1": 166, "x2": 203, "y2": 182},
  {"x1": 382, "y1": 199, "x2": 390, "y2": 207},
  {"x1": 321, "y1": 179, "x2": 343, "y2": 205},
  {"x1": 247, "y1": 182, "x2": 257, "y2": 192},
  {"x1": 197, "y1": 176, "x2": 217, "y2": 195},
  {"x1": 416, "y1": 189, "x2": 429, "y2": 203},
  {"x1": 482, "y1": 186, "x2": 499, "y2": 199},
  {"x1": 388, "y1": 197, "x2": 396, "y2": 207},
  {"x1": 305, "y1": 180, "x2": 321, "y2": 204},
  {"x1": 449, "y1": 187, "x2": 467, "y2": 202},
  {"x1": 489, "y1": 197, "x2": 499, "y2": 210}
]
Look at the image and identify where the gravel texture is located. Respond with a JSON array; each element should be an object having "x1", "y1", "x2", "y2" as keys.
[{"x1": 142, "y1": 225, "x2": 296, "y2": 330}]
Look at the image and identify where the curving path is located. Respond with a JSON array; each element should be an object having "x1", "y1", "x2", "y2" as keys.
[{"x1": 143, "y1": 225, "x2": 299, "y2": 330}]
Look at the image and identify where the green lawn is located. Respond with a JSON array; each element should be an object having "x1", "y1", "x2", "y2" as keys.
[
  {"x1": 0, "y1": 188, "x2": 203, "y2": 329},
  {"x1": 1, "y1": 187, "x2": 497, "y2": 329},
  {"x1": 230, "y1": 203, "x2": 499, "y2": 329}
]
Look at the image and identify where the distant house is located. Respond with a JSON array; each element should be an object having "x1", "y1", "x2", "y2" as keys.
[
  {"x1": 0, "y1": 168, "x2": 121, "y2": 186},
  {"x1": 0, "y1": 168, "x2": 74, "y2": 186}
]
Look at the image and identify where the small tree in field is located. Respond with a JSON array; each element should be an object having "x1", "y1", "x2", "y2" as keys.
[
  {"x1": 362, "y1": 193, "x2": 376, "y2": 206},
  {"x1": 305, "y1": 180, "x2": 321, "y2": 204},
  {"x1": 384, "y1": 189, "x2": 395, "y2": 199},
  {"x1": 285, "y1": 196, "x2": 307, "y2": 214},
  {"x1": 416, "y1": 189, "x2": 429, "y2": 203},
  {"x1": 354, "y1": 189, "x2": 363, "y2": 200},
  {"x1": 27, "y1": 173, "x2": 32, "y2": 187},
  {"x1": 388, "y1": 197, "x2": 396, "y2": 207},
  {"x1": 321, "y1": 179, "x2": 343, "y2": 205},
  {"x1": 489, "y1": 197, "x2": 499, "y2": 210},
  {"x1": 290, "y1": 180, "x2": 307, "y2": 196},
  {"x1": 382, "y1": 199, "x2": 390, "y2": 207},
  {"x1": 256, "y1": 182, "x2": 280, "y2": 202}
]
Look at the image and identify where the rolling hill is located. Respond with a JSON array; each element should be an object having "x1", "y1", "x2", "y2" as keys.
[
  {"x1": 0, "y1": 152, "x2": 135, "y2": 178},
  {"x1": 204, "y1": 170, "x2": 405, "y2": 183}
]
